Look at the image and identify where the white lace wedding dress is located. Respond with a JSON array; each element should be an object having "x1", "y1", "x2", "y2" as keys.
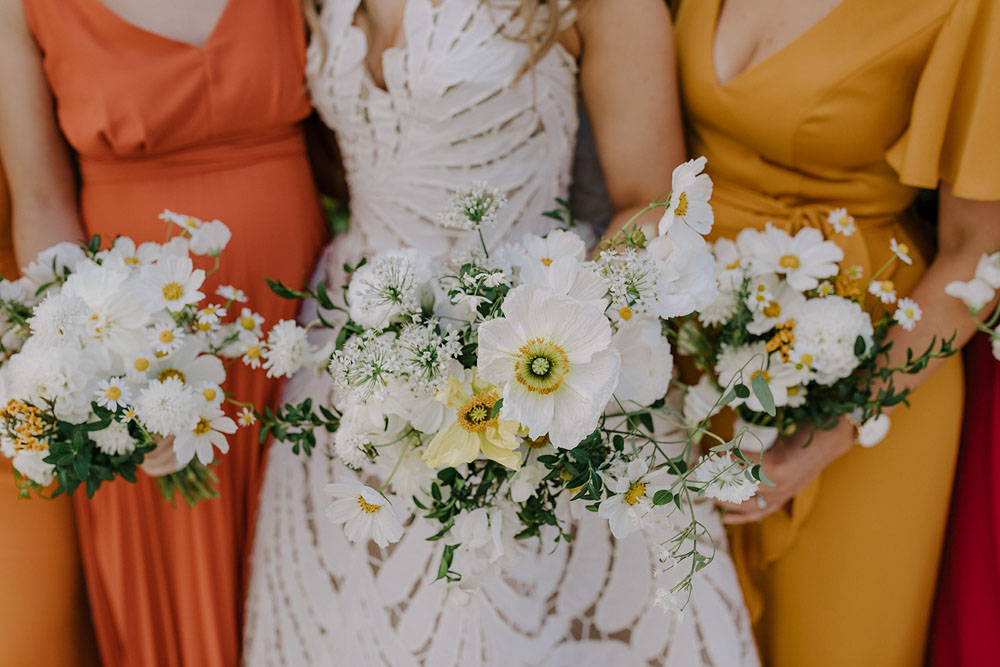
[{"x1": 244, "y1": 1, "x2": 758, "y2": 665}]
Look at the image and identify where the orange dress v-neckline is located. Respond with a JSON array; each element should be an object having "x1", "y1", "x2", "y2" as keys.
[{"x1": 81, "y1": 0, "x2": 240, "y2": 50}]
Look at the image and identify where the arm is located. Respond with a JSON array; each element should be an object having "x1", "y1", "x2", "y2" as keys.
[
  {"x1": 572, "y1": 0, "x2": 686, "y2": 241},
  {"x1": 722, "y1": 188, "x2": 1000, "y2": 523},
  {"x1": 0, "y1": 0, "x2": 84, "y2": 267}
]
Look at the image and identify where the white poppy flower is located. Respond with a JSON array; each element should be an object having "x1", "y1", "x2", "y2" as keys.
[
  {"x1": 657, "y1": 156, "x2": 714, "y2": 248},
  {"x1": 173, "y1": 406, "x2": 236, "y2": 465},
  {"x1": 514, "y1": 229, "x2": 587, "y2": 271},
  {"x1": 324, "y1": 481, "x2": 404, "y2": 548},
  {"x1": 477, "y1": 286, "x2": 621, "y2": 449},
  {"x1": 610, "y1": 316, "x2": 673, "y2": 406},
  {"x1": 738, "y1": 224, "x2": 843, "y2": 291}
]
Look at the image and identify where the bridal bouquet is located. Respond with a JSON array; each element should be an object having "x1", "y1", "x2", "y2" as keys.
[
  {"x1": 675, "y1": 212, "x2": 954, "y2": 452},
  {"x1": 946, "y1": 247, "x2": 1000, "y2": 358},
  {"x1": 0, "y1": 211, "x2": 257, "y2": 504},
  {"x1": 266, "y1": 158, "x2": 770, "y2": 610}
]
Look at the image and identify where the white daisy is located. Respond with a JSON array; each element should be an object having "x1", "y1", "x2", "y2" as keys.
[
  {"x1": 324, "y1": 481, "x2": 404, "y2": 548},
  {"x1": 188, "y1": 220, "x2": 232, "y2": 256},
  {"x1": 91, "y1": 420, "x2": 136, "y2": 457},
  {"x1": 95, "y1": 377, "x2": 131, "y2": 412},
  {"x1": 134, "y1": 377, "x2": 199, "y2": 437},
  {"x1": 893, "y1": 297, "x2": 922, "y2": 331},
  {"x1": 139, "y1": 255, "x2": 206, "y2": 313},
  {"x1": 738, "y1": 224, "x2": 844, "y2": 291},
  {"x1": 597, "y1": 458, "x2": 669, "y2": 539},
  {"x1": 827, "y1": 208, "x2": 856, "y2": 236},
  {"x1": 239, "y1": 337, "x2": 265, "y2": 369},
  {"x1": 150, "y1": 322, "x2": 186, "y2": 356},
  {"x1": 477, "y1": 286, "x2": 622, "y2": 449},
  {"x1": 216, "y1": 285, "x2": 247, "y2": 303},
  {"x1": 889, "y1": 238, "x2": 913, "y2": 265},
  {"x1": 868, "y1": 279, "x2": 897, "y2": 304},
  {"x1": 196, "y1": 304, "x2": 227, "y2": 327},
  {"x1": 195, "y1": 382, "x2": 224, "y2": 408},
  {"x1": 691, "y1": 453, "x2": 759, "y2": 504},
  {"x1": 234, "y1": 307, "x2": 265, "y2": 337},
  {"x1": 657, "y1": 156, "x2": 714, "y2": 248},
  {"x1": 237, "y1": 407, "x2": 257, "y2": 427},
  {"x1": 816, "y1": 281, "x2": 835, "y2": 297},
  {"x1": 173, "y1": 406, "x2": 236, "y2": 465}
]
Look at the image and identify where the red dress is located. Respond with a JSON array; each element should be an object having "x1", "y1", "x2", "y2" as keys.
[
  {"x1": 22, "y1": 0, "x2": 327, "y2": 664},
  {"x1": 931, "y1": 333, "x2": 1000, "y2": 665}
]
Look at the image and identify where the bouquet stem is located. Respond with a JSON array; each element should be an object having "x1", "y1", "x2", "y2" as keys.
[{"x1": 155, "y1": 460, "x2": 220, "y2": 507}]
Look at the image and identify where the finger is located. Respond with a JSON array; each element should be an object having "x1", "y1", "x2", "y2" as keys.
[{"x1": 723, "y1": 509, "x2": 766, "y2": 524}]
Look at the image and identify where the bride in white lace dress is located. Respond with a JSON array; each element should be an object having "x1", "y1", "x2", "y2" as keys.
[{"x1": 245, "y1": 1, "x2": 758, "y2": 665}]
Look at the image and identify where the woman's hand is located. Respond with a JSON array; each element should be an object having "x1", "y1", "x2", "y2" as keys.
[
  {"x1": 718, "y1": 419, "x2": 856, "y2": 524},
  {"x1": 140, "y1": 436, "x2": 184, "y2": 477}
]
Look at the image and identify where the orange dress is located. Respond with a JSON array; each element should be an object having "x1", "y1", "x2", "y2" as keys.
[
  {"x1": 22, "y1": 0, "x2": 326, "y2": 665},
  {"x1": 0, "y1": 165, "x2": 99, "y2": 665},
  {"x1": 675, "y1": 0, "x2": 999, "y2": 665}
]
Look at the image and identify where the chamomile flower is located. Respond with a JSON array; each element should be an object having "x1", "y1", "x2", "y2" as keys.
[
  {"x1": 437, "y1": 181, "x2": 508, "y2": 231},
  {"x1": 158, "y1": 209, "x2": 203, "y2": 232},
  {"x1": 691, "y1": 453, "x2": 759, "y2": 504},
  {"x1": 95, "y1": 377, "x2": 131, "y2": 412},
  {"x1": 216, "y1": 285, "x2": 247, "y2": 303},
  {"x1": 237, "y1": 407, "x2": 257, "y2": 427},
  {"x1": 139, "y1": 255, "x2": 206, "y2": 313},
  {"x1": 893, "y1": 297, "x2": 922, "y2": 331},
  {"x1": 196, "y1": 304, "x2": 227, "y2": 327},
  {"x1": 173, "y1": 406, "x2": 236, "y2": 465},
  {"x1": 827, "y1": 208, "x2": 856, "y2": 236},
  {"x1": 846, "y1": 265, "x2": 864, "y2": 281},
  {"x1": 195, "y1": 382, "x2": 224, "y2": 408},
  {"x1": 658, "y1": 156, "x2": 714, "y2": 248},
  {"x1": 324, "y1": 481, "x2": 404, "y2": 548},
  {"x1": 150, "y1": 323, "x2": 185, "y2": 356},
  {"x1": 189, "y1": 220, "x2": 232, "y2": 256},
  {"x1": 239, "y1": 337, "x2": 265, "y2": 369},
  {"x1": 868, "y1": 279, "x2": 897, "y2": 304},
  {"x1": 890, "y1": 238, "x2": 913, "y2": 265},
  {"x1": 816, "y1": 281, "x2": 835, "y2": 297},
  {"x1": 597, "y1": 458, "x2": 669, "y2": 539},
  {"x1": 134, "y1": 377, "x2": 199, "y2": 436},
  {"x1": 91, "y1": 420, "x2": 136, "y2": 457},
  {"x1": 234, "y1": 308, "x2": 265, "y2": 337},
  {"x1": 261, "y1": 319, "x2": 313, "y2": 378}
]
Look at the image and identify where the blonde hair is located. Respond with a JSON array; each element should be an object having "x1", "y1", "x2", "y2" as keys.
[{"x1": 303, "y1": 0, "x2": 583, "y2": 70}]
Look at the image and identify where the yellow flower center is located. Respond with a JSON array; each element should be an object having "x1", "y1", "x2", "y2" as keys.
[
  {"x1": 357, "y1": 494, "x2": 382, "y2": 514},
  {"x1": 457, "y1": 391, "x2": 500, "y2": 433},
  {"x1": 161, "y1": 282, "x2": 184, "y2": 301},
  {"x1": 674, "y1": 192, "x2": 689, "y2": 217},
  {"x1": 514, "y1": 338, "x2": 570, "y2": 395},
  {"x1": 880, "y1": 280, "x2": 895, "y2": 292},
  {"x1": 124, "y1": 256, "x2": 140, "y2": 265},
  {"x1": 193, "y1": 418, "x2": 211, "y2": 435},
  {"x1": 158, "y1": 330, "x2": 175, "y2": 344},
  {"x1": 800, "y1": 353, "x2": 814, "y2": 367},
  {"x1": 124, "y1": 409, "x2": 136, "y2": 421},
  {"x1": 818, "y1": 283, "x2": 834, "y2": 296},
  {"x1": 540, "y1": 257, "x2": 553, "y2": 267},
  {"x1": 778, "y1": 254, "x2": 801, "y2": 269},
  {"x1": 895, "y1": 243, "x2": 910, "y2": 256},
  {"x1": 751, "y1": 369, "x2": 772, "y2": 383},
  {"x1": 240, "y1": 316, "x2": 257, "y2": 330},
  {"x1": 788, "y1": 386, "x2": 800, "y2": 396},
  {"x1": 104, "y1": 386, "x2": 122, "y2": 401},
  {"x1": 134, "y1": 358, "x2": 150, "y2": 372},
  {"x1": 624, "y1": 481, "x2": 647, "y2": 506},
  {"x1": 246, "y1": 346, "x2": 261, "y2": 359},
  {"x1": 184, "y1": 217, "x2": 199, "y2": 229},
  {"x1": 726, "y1": 260, "x2": 741, "y2": 270},
  {"x1": 203, "y1": 388, "x2": 217, "y2": 402},
  {"x1": 158, "y1": 368, "x2": 185, "y2": 383},
  {"x1": 618, "y1": 306, "x2": 633, "y2": 321},
  {"x1": 905, "y1": 308, "x2": 915, "y2": 318},
  {"x1": 763, "y1": 301, "x2": 782, "y2": 318},
  {"x1": 197, "y1": 321, "x2": 212, "y2": 331}
]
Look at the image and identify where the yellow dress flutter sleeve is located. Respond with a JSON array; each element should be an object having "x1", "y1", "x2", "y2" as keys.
[{"x1": 887, "y1": 0, "x2": 1000, "y2": 201}]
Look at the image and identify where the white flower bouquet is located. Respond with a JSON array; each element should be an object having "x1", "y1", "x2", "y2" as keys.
[
  {"x1": 676, "y1": 211, "x2": 954, "y2": 453},
  {"x1": 946, "y1": 247, "x2": 1000, "y2": 358},
  {"x1": 0, "y1": 211, "x2": 266, "y2": 504},
  {"x1": 265, "y1": 159, "x2": 769, "y2": 609}
]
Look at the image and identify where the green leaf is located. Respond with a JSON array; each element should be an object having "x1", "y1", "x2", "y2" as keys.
[
  {"x1": 734, "y1": 383, "x2": 750, "y2": 399},
  {"x1": 266, "y1": 278, "x2": 307, "y2": 300},
  {"x1": 751, "y1": 373, "x2": 776, "y2": 417},
  {"x1": 73, "y1": 453, "x2": 89, "y2": 480},
  {"x1": 436, "y1": 544, "x2": 458, "y2": 581},
  {"x1": 652, "y1": 490, "x2": 673, "y2": 505},
  {"x1": 490, "y1": 398, "x2": 504, "y2": 420},
  {"x1": 854, "y1": 335, "x2": 867, "y2": 357}
]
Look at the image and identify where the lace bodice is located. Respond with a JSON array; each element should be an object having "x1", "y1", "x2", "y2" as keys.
[
  {"x1": 307, "y1": 0, "x2": 579, "y2": 260},
  {"x1": 245, "y1": 2, "x2": 758, "y2": 665}
]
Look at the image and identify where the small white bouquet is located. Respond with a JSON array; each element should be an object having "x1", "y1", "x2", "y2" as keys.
[
  {"x1": 0, "y1": 211, "x2": 267, "y2": 504},
  {"x1": 265, "y1": 158, "x2": 769, "y2": 610},
  {"x1": 946, "y1": 247, "x2": 1000, "y2": 358},
  {"x1": 675, "y1": 210, "x2": 954, "y2": 453}
]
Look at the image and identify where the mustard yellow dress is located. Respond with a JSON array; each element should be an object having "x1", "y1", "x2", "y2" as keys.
[
  {"x1": 675, "y1": 0, "x2": 1000, "y2": 664},
  {"x1": 0, "y1": 165, "x2": 99, "y2": 663}
]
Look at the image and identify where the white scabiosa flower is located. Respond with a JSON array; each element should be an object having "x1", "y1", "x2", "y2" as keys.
[
  {"x1": 188, "y1": 220, "x2": 232, "y2": 256},
  {"x1": 610, "y1": 316, "x2": 673, "y2": 406},
  {"x1": 868, "y1": 279, "x2": 898, "y2": 305},
  {"x1": 738, "y1": 224, "x2": 844, "y2": 291},
  {"x1": 27, "y1": 292, "x2": 89, "y2": 346},
  {"x1": 477, "y1": 286, "x2": 621, "y2": 449},
  {"x1": 691, "y1": 453, "x2": 759, "y2": 504},
  {"x1": 91, "y1": 420, "x2": 136, "y2": 456},
  {"x1": 139, "y1": 255, "x2": 206, "y2": 313},
  {"x1": 261, "y1": 319, "x2": 313, "y2": 378},
  {"x1": 827, "y1": 208, "x2": 856, "y2": 236},
  {"x1": 597, "y1": 458, "x2": 668, "y2": 539},
  {"x1": 857, "y1": 414, "x2": 891, "y2": 447},
  {"x1": 437, "y1": 181, "x2": 508, "y2": 231},
  {"x1": 134, "y1": 377, "x2": 199, "y2": 436},
  {"x1": 658, "y1": 156, "x2": 714, "y2": 248},
  {"x1": 324, "y1": 481, "x2": 404, "y2": 548},
  {"x1": 95, "y1": 377, "x2": 131, "y2": 412},
  {"x1": 889, "y1": 238, "x2": 913, "y2": 265},
  {"x1": 945, "y1": 278, "x2": 994, "y2": 311},
  {"x1": 792, "y1": 296, "x2": 875, "y2": 384},
  {"x1": 346, "y1": 249, "x2": 434, "y2": 329},
  {"x1": 893, "y1": 297, "x2": 922, "y2": 331},
  {"x1": 173, "y1": 406, "x2": 236, "y2": 465}
]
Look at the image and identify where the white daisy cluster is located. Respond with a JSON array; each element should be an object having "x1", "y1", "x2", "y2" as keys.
[{"x1": 437, "y1": 180, "x2": 508, "y2": 231}]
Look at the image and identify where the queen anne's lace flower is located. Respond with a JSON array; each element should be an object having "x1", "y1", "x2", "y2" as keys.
[
  {"x1": 329, "y1": 332, "x2": 402, "y2": 401},
  {"x1": 437, "y1": 181, "x2": 508, "y2": 231},
  {"x1": 396, "y1": 322, "x2": 462, "y2": 394},
  {"x1": 346, "y1": 250, "x2": 434, "y2": 329}
]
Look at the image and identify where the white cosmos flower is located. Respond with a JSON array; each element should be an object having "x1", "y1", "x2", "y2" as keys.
[
  {"x1": 744, "y1": 274, "x2": 806, "y2": 335},
  {"x1": 519, "y1": 255, "x2": 608, "y2": 313},
  {"x1": 132, "y1": 338, "x2": 225, "y2": 389},
  {"x1": 12, "y1": 450, "x2": 55, "y2": 487},
  {"x1": 658, "y1": 156, "x2": 714, "y2": 248},
  {"x1": 514, "y1": 229, "x2": 586, "y2": 271},
  {"x1": 893, "y1": 297, "x2": 922, "y2": 331},
  {"x1": 216, "y1": 285, "x2": 247, "y2": 303},
  {"x1": 857, "y1": 414, "x2": 891, "y2": 447},
  {"x1": 868, "y1": 279, "x2": 898, "y2": 305},
  {"x1": 27, "y1": 292, "x2": 89, "y2": 346},
  {"x1": 173, "y1": 406, "x2": 236, "y2": 465},
  {"x1": 827, "y1": 208, "x2": 856, "y2": 236},
  {"x1": 95, "y1": 377, "x2": 131, "y2": 412},
  {"x1": 692, "y1": 453, "x2": 759, "y2": 504},
  {"x1": 134, "y1": 377, "x2": 199, "y2": 437},
  {"x1": 945, "y1": 278, "x2": 994, "y2": 311},
  {"x1": 890, "y1": 238, "x2": 913, "y2": 265},
  {"x1": 324, "y1": 481, "x2": 404, "y2": 548},
  {"x1": 597, "y1": 458, "x2": 669, "y2": 539},
  {"x1": 716, "y1": 343, "x2": 803, "y2": 412},
  {"x1": 477, "y1": 286, "x2": 621, "y2": 449},
  {"x1": 139, "y1": 255, "x2": 206, "y2": 313},
  {"x1": 21, "y1": 242, "x2": 87, "y2": 292},
  {"x1": 738, "y1": 224, "x2": 843, "y2": 291},
  {"x1": 792, "y1": 296, "x2": 874, "y2": 384},
  {"x1": 975, "y1": 252, "x2": 1000, "y2": 289},
  {"x1": 610, "y1": 316, "x2": 673, "y2": 406},
  {"x1": 91, "y1": 420, "x2": 137, "y2": 457},
  {"x1": 346, "y1": 249, "x2": 435, "y2": 329},
  {"x1": 262, "y1": 319, "x2": 315, "y2": 378},
  {"x1": 98, "y1": 237, "x2": 163, "y2": 270},
  {"x1": 188, "y1": 220, "x2": 232, "y2": 256},
  {"x1": 645, "y1": 235, "x2": 719, "y2": 319}
]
